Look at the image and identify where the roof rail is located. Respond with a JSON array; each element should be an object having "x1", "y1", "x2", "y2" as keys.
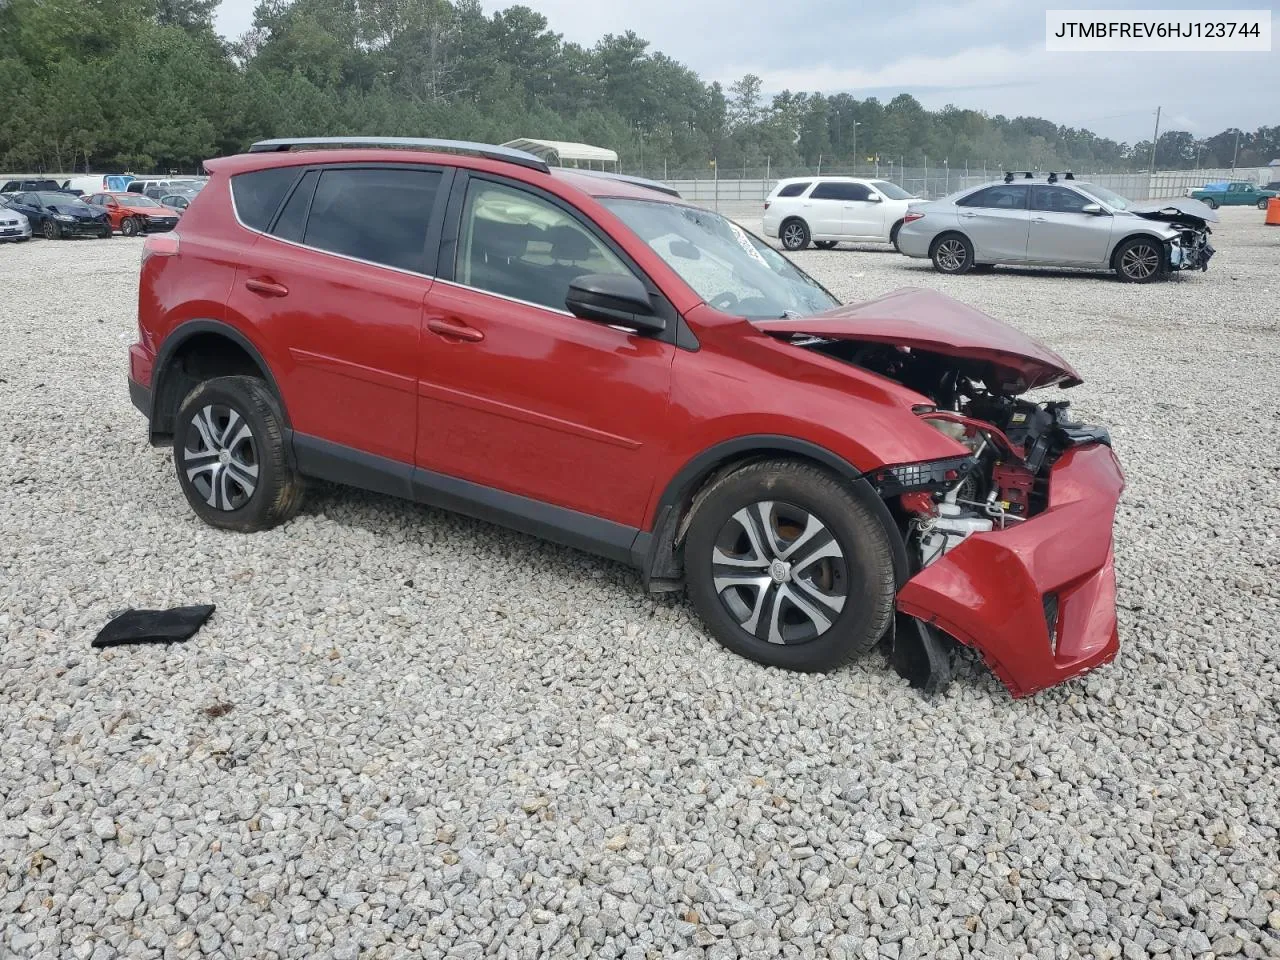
[
  {"x1": 562, "y1": 169, "x2": 682, "y2": 198},
  {"x1": 247, "y1": 137, "x2": 550, "y2": 173}
]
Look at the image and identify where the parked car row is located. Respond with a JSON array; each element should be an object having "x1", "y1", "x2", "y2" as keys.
[
  {"x1": 765, "y1": 171, "x2": 1224, "y2": 283},
  {"x1": 0, "y1": 188, "x2": 180, "y2": 240}
]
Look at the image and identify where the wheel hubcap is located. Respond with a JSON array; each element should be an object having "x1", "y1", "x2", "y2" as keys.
[
  {"x1": 937, "y1": 239, "x2": 965, "y2": 270},
  {"x1": 182, "y1": 404, "x2": 259, "y2": 511},
  {"x1": 711, "y1": 500, "x2": 848, "y2": 645},
  {"x1": 1122, "y1": 245, "x2": 1158, "y2": 279}
]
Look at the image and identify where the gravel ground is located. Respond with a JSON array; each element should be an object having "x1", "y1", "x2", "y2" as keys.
[{"x1": 1, "y1": 208, "x2": 1277, "y2": 960}]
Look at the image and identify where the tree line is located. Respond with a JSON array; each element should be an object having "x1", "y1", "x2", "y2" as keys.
[{"x1": 1, "y1": 0, "x2": 1276, "y2": 177}]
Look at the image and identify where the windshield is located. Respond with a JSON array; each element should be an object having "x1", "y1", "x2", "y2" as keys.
[
  {"x1": 600, "y1": 198, "x2": 839, "y2": 319},
  {"x1": 1077, "y1": 183, "x2": 1132, "y2": 211},
  {"x1": 871, "y1": 180, "x2": 914, "y2": 200},
  {"x1": 118, "y1": 195, "x2": 160, "y2": 207},
  {"x1": 34, "y1": 192, "x2": 84, "y2": 206}
]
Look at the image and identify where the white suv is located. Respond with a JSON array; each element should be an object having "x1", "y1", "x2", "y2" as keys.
[{"x1": 762, "y1": 177, "x2": 921, "y2": 251}]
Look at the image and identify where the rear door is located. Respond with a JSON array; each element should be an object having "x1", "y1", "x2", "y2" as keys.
[
  {"x1": 414, "y1": 173, "x2": 674, "y2": 529},
  {"x1": 955, "y1": 184, "x2": 1031, "y2": 261},
  {"x1": 223, "y1": 163, "x2": 451, "y2": 466},
  {"x1": 1026, "y1": 185, "x2": 1113, "y2": 265},
  {"x1": 802, "y1": 182, "x2": 846, "y2": 237}
]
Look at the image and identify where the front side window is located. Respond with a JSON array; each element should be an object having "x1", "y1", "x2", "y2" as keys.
[
  {"x1": 958, "y1": 185, "x2": 1029, "y2": 209},
  {"x1": 302, "y1": 167, "x2": 441, "y2": 273},
  {"x1": 870, "y1": 180, "x2": 914, "y2": 200},
  {"x1": 1030, "y1": 186, "x2": 1093, "y2": 214},
  {"x1": 1076, "y1": 183, "x2": 1132, "y2": 211},
  {"x1": 810, "y1": 181, "x2": 871, "y2": 202},
  {"x1": 456, "y1": 180, "x2": 633, "y2": 311},
  {"x1": 601, "y1": 198, "x2": 839, "y2": 320}
]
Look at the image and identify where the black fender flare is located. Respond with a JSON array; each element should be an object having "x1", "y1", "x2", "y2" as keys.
[
  {"x1": 634, "y1": 434, "x2": 910, "y2": 589},
  {"x1": 148, "y1": 319, "x2": 286, "y2": 440}
]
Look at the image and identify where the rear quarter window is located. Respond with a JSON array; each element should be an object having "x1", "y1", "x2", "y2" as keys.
[
  {"x1": 775, "y1": 182, "x2": 811, "y2": 198},
  {"x1": 231, "y1": 167, "x2": 302, "y2": 231}
]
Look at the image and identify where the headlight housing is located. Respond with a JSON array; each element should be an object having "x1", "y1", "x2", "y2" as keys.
[{"x1": 54, "y1": 214, "x2": 75, "y2": 222}]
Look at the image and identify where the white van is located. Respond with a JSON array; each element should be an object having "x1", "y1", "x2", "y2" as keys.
[
  {"x1": 762, "y1": 176, "x2": 923, "y2": 251},
  {"x1": 63, "y1": 174, "x2": 135, "y2": 196}
]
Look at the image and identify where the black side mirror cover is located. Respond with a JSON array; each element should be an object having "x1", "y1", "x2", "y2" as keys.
[{"x1": 566, "y1": 274, "x2": 666, "y2": 334}]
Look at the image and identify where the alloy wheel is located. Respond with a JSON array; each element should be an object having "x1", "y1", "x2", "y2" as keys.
[
  {"x1": 1120, "y1": 243, "x2": 1159, "y2": 280},
  {"x1": 935, "y1": 238, "x2": 967, "y2": 271},
  {"x1": 181, "y1": 404, "x2": 259, "y2": 511},
  {"x1": 782, "y1": 223, "x2": 806, "y2": 249},
  {"x1": 710, "y1": 500, "x2": 848, "y2": 645},
  {"x1": 42, "y1": 220, "x2": 58, "y2": 240}
]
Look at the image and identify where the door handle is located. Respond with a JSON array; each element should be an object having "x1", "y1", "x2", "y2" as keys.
[
  {"x1": 1032, "y1": 217, "x2": 1048, "y2": 222},
  {"x1": 960, "y1": 212, "x2": 977, "y2": 218},
  {"x1": 427, "y1": 318, "x2": 484, "y2": 343},
  {"x1": 244, "y1": 277, "x2": 289, "y2": 297}
]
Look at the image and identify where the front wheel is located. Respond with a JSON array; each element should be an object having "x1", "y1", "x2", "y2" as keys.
[
  {"x1": 121, "y1": 217, "x2": 140, "y2": 237},
  {"x1": 683, "y1": 460, "x2": 896, "y2": 672},
  {"x1": 42, "y1": 220, "x2": 60, "y2": 240},
  {"x1": 173, "y1": 375, "x2": 305, "y2": 532},
  {"x1": 1202, "y1": 197, "x2": 1218, "y2": 210},
  {"x1": 1114, "y1": 237, "x2": 1165, "y2": 283},
  {"x1": 931, "y1": 234, "x2": 974, "y2": 274},
  {"x1": 1258, "y1": 198, "x2": 1270, "y2": 210},
  {"x1": 780, "y1": 219, "x2": 810, "y2": 251}
]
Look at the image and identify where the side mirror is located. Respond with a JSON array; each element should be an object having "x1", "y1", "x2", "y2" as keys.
[
  {"x1": 1080, "y1": 203, "x2": 1103, "y2": 215},
  {"x1": 566, "y1": 274, "x2": 665, "y2": 335},
  {"x1": 866, "y1": 194, "x2": 883, "y2": 202}
]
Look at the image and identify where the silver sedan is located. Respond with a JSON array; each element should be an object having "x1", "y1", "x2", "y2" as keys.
[
  {"x1": 0, "y1": 196, "x2": 32, "y2": 243},
  {"x1": 895, "y1": 177, "x2": 1216, "y2": 282}
]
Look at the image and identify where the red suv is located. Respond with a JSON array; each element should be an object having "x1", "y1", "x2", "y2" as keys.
[{"x1": 128, "y1": 137, "x2": 1124, "y2": 697}]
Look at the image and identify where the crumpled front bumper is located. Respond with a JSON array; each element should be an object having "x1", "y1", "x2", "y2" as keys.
[{"x1": 896, "y1": 443, "x2": 1125, "y2": 697}]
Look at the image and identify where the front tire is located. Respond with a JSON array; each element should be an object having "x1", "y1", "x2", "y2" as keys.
[
  {"x1": 780, "y1": 219, "x2": 810, "y2": 251},
  {"x1": 1258, "y1": 198, "x2": 1270, "y2": 210},
  {"x1": 173, "y1": 376, "x2": 304, "y2": 532},
  {"x1": 684, "y1": 460, "x2": 896, "y2": 672},
  {"x1": 121, "y1": 217, "x2": 140, "y2": 238},
  {"x1": 931, "y1": 233, "x2": 974, "y2": 274},
  {"x1": 42, "y1": 220, "x2": 59, "y2": 240},
  {"x1": 1202, "y1": 197, "x2": 1218, "y2": 210},
  {"x1": 1114, "y1": 236, "x2": 1165, "y2": 283}
]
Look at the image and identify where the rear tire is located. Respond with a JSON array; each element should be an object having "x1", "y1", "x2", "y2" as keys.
[
  {"x1": 683, "y1": 460, "x2": 895, "y2": 672},
  {"x1": 1114, "y1": 236, "x2": 1165, "y2": 283},
  {"x1": 173, "y1": 376, "x2": 304, "y2": 532},
  {"x1": 890, "y1": 220, "x2": 904, "y2": 251},
  {"x1": 930, "y1": 233, "x2": 974, "y2": 274},
  {"x1": 780, "y1": 219, "x2": 810, "y2": 251},
  {"x1": 814, "y1": 240, "x2": 837, "y2": 250}
]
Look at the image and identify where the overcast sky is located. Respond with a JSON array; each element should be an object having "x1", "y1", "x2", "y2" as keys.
[{"x1": 213, "y1": 0, "x2": 1277, "y2": 144}]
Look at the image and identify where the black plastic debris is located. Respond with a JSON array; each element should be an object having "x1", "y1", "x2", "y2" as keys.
[
  {"x1": 889, "y1": 614, "x2": 955, "y2": 695},
  {"x1": 92, "y1": 605, "x2": 215, "y2": 649}
]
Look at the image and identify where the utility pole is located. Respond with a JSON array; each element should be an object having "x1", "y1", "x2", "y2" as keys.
[
  {"x1": 1148, "y1": 106, "x2": 1161, "y2": 175},
  {"x1": 852, "y1": 121, "x2": 861, "y2": 175},
  {"x1": 1231, "y1": 129, "x2": 1241, "y2": 171}
]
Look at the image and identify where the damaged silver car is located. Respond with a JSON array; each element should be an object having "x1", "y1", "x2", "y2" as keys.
[{"x1": 895, "y1": 172, "x2": 1215, "y2": 283}]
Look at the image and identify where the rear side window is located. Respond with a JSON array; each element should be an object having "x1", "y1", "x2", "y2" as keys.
[
  {"x1": 231, "y1": 167, "x2": 302, "y2": 231},
  {"x1": 270, "y1": 170, "x2": 318, "y2": 243},
  {"x1": 776, "y1": 182, "x2": 810, "y2": 198},
  {"x1": 302, "y1": 167, "x2": 442, "y2": 272},
  {"x1": 810, "y1": 181, "x2": 871, "y2": 201},
  {"x1": 958, "y1": 185, "x2": 1029, "y2": 209}
]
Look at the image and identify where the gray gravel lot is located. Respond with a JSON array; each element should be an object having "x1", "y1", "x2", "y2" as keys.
[{"x1": 2, "y1": 209, "x2": 1278, "y2": 960}]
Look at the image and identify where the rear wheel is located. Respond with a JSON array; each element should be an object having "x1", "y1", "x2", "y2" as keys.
[
  {"x1": 684, "y1": 460, "x2": 895, "y2": 672},
  {"x1": 173, "y1": 375, "x2": 305, "y2": 532},
  {"x1": 1114, "y1": 236, "x2": 1165, "y2": 283},
  {"x1": 780, "y1": 219, "x2": 810, "y2": 251},
  {"x1": 814, "y1": 240, "x2": 837, "y2": 250},
  {"x1": 890, "y1": 219, "x2": 904, "y2": 251},
  {"x1": 121, "y1": 217, "x2": 140, "y2": 238},
  {"x1": 930, "y1": 233, "x2": 974, "y2": 274},
  {"x1": 41, "y1": 220, "x2": 59, "y2": 240}
]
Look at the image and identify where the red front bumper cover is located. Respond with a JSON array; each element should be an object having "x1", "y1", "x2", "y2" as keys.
[{"x1": 896, "y1": 443, "x2": 1125, "y2": 697}]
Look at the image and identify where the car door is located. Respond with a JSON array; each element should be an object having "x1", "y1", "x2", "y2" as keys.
[
  {"x1": 801, "y1": 182, "x2": 847, "y2": 238},
  {"x1": 223, "y1": 163, "x2": 451, "y2": 467},
  {"x1": 1225, "y1": 183, "x2": 1247, "y2": 205},
  {"x1": 415, "y1": 173, "x2": 675, "y2": 529},
  {"x1": 1026, "y1": 185, "x2": 1113, "y2": 266},
  {"x1": 828, "y1": 181, "x2": 884, "y2": 239},
  {"x1": 15, "y1": 193, "x2": 45, "y2": 228},
  {"x1": 955, "y1": 184, "x2": 1031, "y2": 261}
]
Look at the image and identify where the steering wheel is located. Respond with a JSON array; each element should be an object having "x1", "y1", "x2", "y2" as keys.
[{"x1": 710, "y1": 292, "x2": 740, "y2": 312}]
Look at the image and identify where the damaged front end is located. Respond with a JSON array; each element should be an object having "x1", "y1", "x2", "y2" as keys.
[
  {"x1": 757, "y1": 289, "x2": 1126, "y2": 696},
  {"x1": 1132, "y1": 198, "x2": 1217, "y2": 272}
]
